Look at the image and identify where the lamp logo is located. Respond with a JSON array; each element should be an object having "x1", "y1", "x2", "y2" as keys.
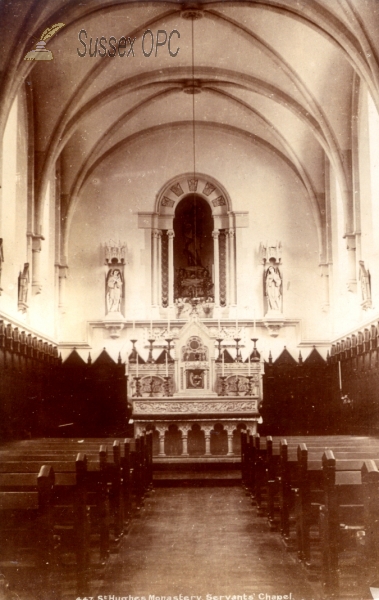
[{"x1": 24, "y1": 23, "x2": 65, "y2": 61}]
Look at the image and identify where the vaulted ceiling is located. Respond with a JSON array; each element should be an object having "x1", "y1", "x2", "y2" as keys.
[{"x1": 1, "y1": 0, "x2": 378, "y2": 257}]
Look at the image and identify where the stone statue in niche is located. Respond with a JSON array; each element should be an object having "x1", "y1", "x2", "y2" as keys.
[
  {"x1": 18, "y1": 263, "x2": 29, "y2": 312},
  {"x1": 359, "y1": 260, "x2": 372, "y2": 309},
  {"x1": 260, "y1": 241, "x2": 283, "y2": 317},
  {"x1": 106, "y1": 267, "x2": 123, "y2": 314},
  {"x1": 264, "y1": 260, "x2": 282, "y2": 314}
]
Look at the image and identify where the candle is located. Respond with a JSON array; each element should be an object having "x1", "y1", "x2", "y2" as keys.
[
  {"x1": 166, "y1": 348, "x2": 168, "y2": 376},
  {"x1": 136, "y1": 352, "x2": 139, "y2": 377},
  {"x1": 338, "y1": 360, "x2": 342, "y2": 390},
  {"x1": 222, "y1": 348, "x2": 224, "y2": 376},
  {"x1": 248, "y1": 352, "x2": 251, "y2": 376},
  {"x1": 168, "y1": 313, "x2": 170, "y2": 335},
  {"x1": 236, "y1": 315, "x2": 238, "y2": 334},
  {"x1": 218, "y1": 317, "x2": 221, "y2": 333},
  {"x1": 254, "y1": 308, "x2": 256, "y2": 336},
  {"x1": 150, "y1": 314, "x2": 153, "y2": 334},
  {"x1": 132, "y1": 319, "x2": 135, "y2": 335}
]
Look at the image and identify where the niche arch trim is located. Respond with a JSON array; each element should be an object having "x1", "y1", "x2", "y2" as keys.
[{"x1": 155, "y1": 172, "x2": 235, "y2": 230}]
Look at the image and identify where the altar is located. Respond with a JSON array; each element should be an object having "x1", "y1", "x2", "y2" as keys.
[{"x1": 129, "y1": 314, "x2": 261, "y2": 460}]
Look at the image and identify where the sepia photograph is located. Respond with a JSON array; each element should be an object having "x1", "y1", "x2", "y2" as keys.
[{"x1": 1, "y1": 1, "x2": 379, "y2": 598}]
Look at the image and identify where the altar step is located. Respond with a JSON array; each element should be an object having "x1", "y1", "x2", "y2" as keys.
[{"x1": 153, "y1": 460, "x2": 241, "y2": 486}]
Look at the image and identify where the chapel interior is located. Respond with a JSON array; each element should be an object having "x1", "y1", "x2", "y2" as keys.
[{"x1": 1, "y1": 1, "x2": 379, "y2": 598}]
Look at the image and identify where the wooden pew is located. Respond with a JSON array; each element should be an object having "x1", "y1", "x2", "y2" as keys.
[
  {"x1": 0, "y1": 455, "x2": 90, "y2": 598},
  {"x1": 0, "y1": 436, "x2": 146, "y2": 585},
  {"x1": 240, "y1": 429, "x2": 248, "y2": 488},
  {"x1": 0, "y1": 465, "x2": 57, "y2": 599},
  {"x1": 295, "y1": 445, "x2": 379, "y2": 566},
  {"x1": 0, "y1": 439, "x2": 125, "y2": 552},
  {"x1": 266, "y1": 436, "x2": 281, "y2": 528},
  {"x1": 0, "y1": 443, "x2": 116, "y2": 573},
  {"x1": 122, "y1": 438, "x2": 133, "y2": 523},
  {"x1": 319, "y1": 450, "x2": 379, "y2": 596},
  {"x1": 274, "y1": 440, "x2": 379, "y2": 546},
  {"x1": 240, "y1": 433, "x2": 379, "y2": 522}
]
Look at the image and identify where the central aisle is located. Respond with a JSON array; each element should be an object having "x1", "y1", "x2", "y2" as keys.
[{"x1": 97, "y1": 486, "x2": 320, "y2": 600}]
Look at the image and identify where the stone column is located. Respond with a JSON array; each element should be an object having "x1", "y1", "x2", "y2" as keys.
[
  {"x1": 319, "y1": 263, "x2": 330, "y2": 312},
  {"x1": 168, "y1": 229, "x2": 175, "y2": 306},
  {"x1": 178, "y1": 424, "x2": 191, "y2": 457},
  {"x1": 225, "y1": 231, "x2": 229, "y2": 305},
  {"x1": 228, "y1": 229, "x2": 236, "y2": 305},
  {"x1": 156, "y1": 426, "x2": 167, "y2": 457},
  {"x1": 157, "y1": 230, "x2": 162, "y2": 307},
  {"x1": 31, "y1": 233, "x2": 44, "y2": 295},
  {"x1": 212, "y1": 230, "x2": 220, "y2": 306},
  {"x1": 345, "y1": 234, "x2": 357, "y2": 293},
  {"x1": 202, "y1": 425, "x2": 213, "y2": 456},
  {"x1": 225, "y1": 424, "x2": 235, "y2": 456},
  {"x1": 58, "y1": 264, "x2": 68, "y2": 313},
  {"x1": 151, "y1": 229, "x2": 159, "y2": 305}
]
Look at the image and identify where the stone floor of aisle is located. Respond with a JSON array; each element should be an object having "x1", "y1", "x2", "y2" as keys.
[{"x1": 93, "y1": 485, "x2": 321, "y2": 600}]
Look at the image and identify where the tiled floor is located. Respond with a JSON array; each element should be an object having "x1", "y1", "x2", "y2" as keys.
[{"x1": 95, "y1": 486, "x2": 322, "y2": 600}]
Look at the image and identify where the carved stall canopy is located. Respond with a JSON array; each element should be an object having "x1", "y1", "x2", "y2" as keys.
[
  {"x1": 329, "y1": 318, "x2": 379, "y2": 436},
  {"x1": 55, "y1": 347, "x2": 128, "y2": 437},
  {"x1": 261, "y1": 345, "x2": 331, "y2": 436},
  {"x1": 0, "y1": 319, "x2": 59, "y2": 440},
  {"x1": 303, "y1": 346, "x2": 326, "y2": 366},
  {"x1": 62, "y1": 348, "x2": 86, "y2": 367}
]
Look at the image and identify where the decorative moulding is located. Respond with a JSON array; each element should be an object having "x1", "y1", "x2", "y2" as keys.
[
  {"x1": 133, "y1": 399, "x2": 258, "y2": 414},
  {"x1": 263, "y1": 316, "x2": 285, "y2": 337},
  {"x1": 104, "y1": 240, "x2": 126, "y2": 265},
  {"x1": 103, "y1": 312, "x2": 125, "y2": 338}
]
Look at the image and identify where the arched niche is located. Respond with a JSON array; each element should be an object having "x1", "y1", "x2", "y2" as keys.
[
  {"x1": 139, "y1": 173, "x2": 248, "y2": 311},
  {"x1": 155, "y1": 172, "x2": 231, "y2": 224}
]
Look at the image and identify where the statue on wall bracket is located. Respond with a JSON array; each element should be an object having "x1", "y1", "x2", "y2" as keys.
[
  {"x1": 18, "y1": 263, "x2": 29, "y2": 313},
  {"x1": 106, "y1": 267, "x2": 123, "y2": 314},
  {"x1": 260, "y1": 242, "x2": 284, "y2": 336},
  {"x1": 260, "y1": 242, "x2": 283, "y2": 317},
  {"x1": 359, "y1": 260, "x2": 372, "y2": 310},
  {"x1": 103, "y1": 240, "x2": 126, "y2": 337}
]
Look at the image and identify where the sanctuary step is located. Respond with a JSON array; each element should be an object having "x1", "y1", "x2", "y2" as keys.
[{"x1": 153, "y1": 460, "x2": 241, "y2": 486}]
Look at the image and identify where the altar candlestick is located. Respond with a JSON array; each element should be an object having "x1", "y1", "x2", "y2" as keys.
[{"x1": 222, "y1": 348, "x2": 225, "y2": 376}]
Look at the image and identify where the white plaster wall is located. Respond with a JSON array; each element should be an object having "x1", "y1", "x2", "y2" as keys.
[
  {"x1": 358, "y1": 86, "x2": 379, "y2": 314},
  {"x1": 0, "y1": 92, "x2": 29, "y2": 321},
  {"x1": 29, "y1": 179, "x2": 57, "y2": 336},
  {"x1": 64, "y1": 125, "x2": 328, "y2": 348}
]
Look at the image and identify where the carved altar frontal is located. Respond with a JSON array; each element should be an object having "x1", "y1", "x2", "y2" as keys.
[{"x1": 133, "y1": 397, "x2": 258, "y2": 415}]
